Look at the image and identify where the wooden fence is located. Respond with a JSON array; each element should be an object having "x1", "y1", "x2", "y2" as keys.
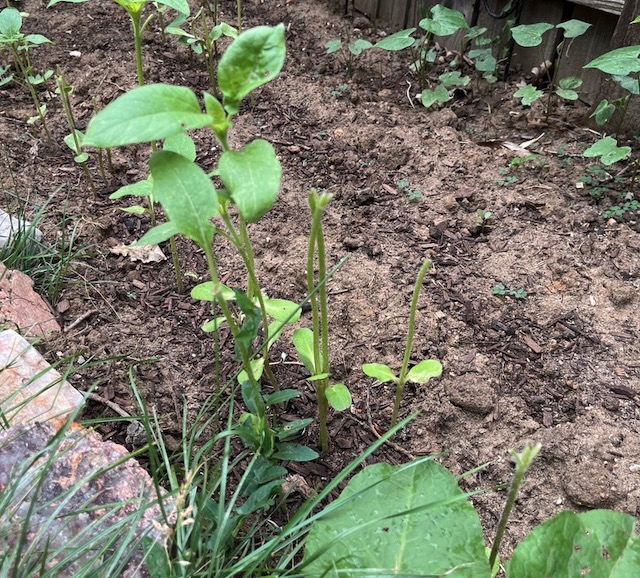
[{"x1": 351, "y1": 0, "x2": 628, "y2": 104}]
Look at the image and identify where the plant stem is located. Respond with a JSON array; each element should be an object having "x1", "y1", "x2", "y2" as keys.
[
  {"x1": 129, "y1": 8, "x2": 145, "y2": 86},
  {"x1": 391, "y1": 258, "x2": 431, "y2": 427},
  {"x1": 489, "y1": 442, "x2": 541, "y2": 569},
  {"x1": 236, "y1": 0, "x2": 242, "y2": 33},
  {"x1": 169, "y1": 235, "x2": 184, "y2": 294}
]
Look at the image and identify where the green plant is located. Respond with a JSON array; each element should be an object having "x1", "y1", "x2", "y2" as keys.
[
  {"x1": 0, "y1": 7, "x2": 52, "y2": 138},
  {"x1": 583, "y1": 135, "x2": 632, "y2": 166},
  {"x1": 420, "y1": 70, "x2": 470, "y2": 108},
  {"x1": 293, "y1": 190, "x2": 352, "y2": 453},
  {"x1": 165, "y1": 8, "x2": 238, "y2": 89},
  {"x1": 492, "y1": 283, "x2": 528, "y2": 300},
  {"x1": 396, "y1": 178, "x2": 422, "y2": 200},
  {"x1": 496, "y1": 167, "x2": 518, "y2": 187},
  {"x1": 328, "y1": 82, "x2": 349, "y2": 98},
  {"x1": 511, "y1": 19, "x2": 591, "y2": 122},
  {"x1": 578, "y1": 164, "x2": 626, "y2": 199},
  {"x1": 363, "y1": 259, "x2": 442, "y2": 427},
  {"x1": 603, "y1": 199, "x2": 640, "y2": 220},
  {"x1": 476, "y1": 209, "x2": 493, "y2": 231}
]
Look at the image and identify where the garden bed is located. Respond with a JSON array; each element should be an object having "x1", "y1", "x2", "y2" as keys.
[{"x1": 2, "y1": 0, "x2": 640, "y2": 558}]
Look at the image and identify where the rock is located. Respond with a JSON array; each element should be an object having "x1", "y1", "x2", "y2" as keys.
[
  {"x1": 0, "y1": 262, "x2": 60, "y2": 338},
  {"x1": 445, "y1": 374, "x2": 496, "y2": 415},
  {"x1": 562, "y1": 460, "x2": 623, "y2": 508},
  {"x1": 0, "y1": 329, "x2": 83, "y2": 426},
  {"x1": 0, "y1": 421, "x2": 170, "y2": 578},
  {"x1": 0, "y1": 208, "x2": 43, "y2": 249},
  {"x1": 607, "y1": 279, "x2": 636, "y2": 307}
]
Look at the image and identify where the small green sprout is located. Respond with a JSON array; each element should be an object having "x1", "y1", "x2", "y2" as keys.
[
  {"x1": 492, "y1": 283, "x2": 528, "y2": 300},
  {"x1": 397, "y1": 179, "x2": 422, "y2": 200}
]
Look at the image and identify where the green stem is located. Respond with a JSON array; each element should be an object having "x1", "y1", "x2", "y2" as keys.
[
  {"x1": 489, "y1": 442, "x2": 541, "y2": 569},
  {"x1": 237, "y1": 0, "x2": 242, "y2": 33},
  {"x1": 169, "y1": 235, "x2": 184, "y2": 294},
  {"x1": 200, "y1": 9, "x2": 216, "y2": 88},
  {"x1": 129, "y1": 9, "x2": 145, "y2": 86},
  {"x1": 391, "y1": 258, "x2": 431, "y2": 427}
]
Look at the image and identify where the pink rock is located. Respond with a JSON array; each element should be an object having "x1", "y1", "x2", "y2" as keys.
[
  {"x1": 0, "y1": 261, "x2": 60, "y2": 338},
  {"x1": 0, "y1": 421, "x2": 170, "y2": 577},
  {"x1": 0, "y1": 329, "x2": 84, "y2": 426}
]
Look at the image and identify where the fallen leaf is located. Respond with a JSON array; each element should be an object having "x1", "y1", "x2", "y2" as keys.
[{"x1": 110, "y1": 243, "x2": 166, "y2": 263}]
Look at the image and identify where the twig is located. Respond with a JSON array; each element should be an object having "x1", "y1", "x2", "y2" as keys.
[
  {"x1": 63, "y1": 308, "x2": 99, "y2": 333},
  {"x1": 81, "y1": 391, "x2": 131, "y2": 417}
]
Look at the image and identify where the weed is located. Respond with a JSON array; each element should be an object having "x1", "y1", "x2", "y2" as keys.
[
  {"x1": 329, "y1": 82, "x2": 350, "y2": 98},
  {"x1": 492, "y1": 283, "x2": 527, "y2": 300},
  {"x1": 363, "y1": 259, "x2": 442, "y2": 427},
  {"x1": 578, "y1": 164, "x2": 625, "y2": 199},
  {"x1": 396, "y1": 178, "x2": 422, "y2": 200},
  {"x1": 603, "y1": 199, "x2": 640, "y2": 220},
  {"x1": 476, "y1": 209, "x2": 493, "y2": 231},
  {"x1": 496, "y1": 168, "x2": 518, "y2": 187},
  {"x1": 0, "y1": 7, "x2": 52, "y2": 138}
]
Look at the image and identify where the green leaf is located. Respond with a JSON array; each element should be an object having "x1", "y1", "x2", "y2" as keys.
[
  {"x1": 591, "y1": 99, "x2": 616, "y2": 125},
  {"x1": 149, "y1": 150, "x2": 217, "y2": 247},
  {"x1": 584, "y1": 46, "x2": 640, "y2": 76},
  {"x1": 202, "y1": 316, "x2": 225, "y2": 332},
  {"x1": 421, "y1": 83, "x2": 451, "y2": 107},
  {"x1": 110, "y1": 179, "x2": 154, "y2": 199},
  {"x1": 507, "y1": 510, "x2": 640, "y2": 577},
  {"x1": 47, "y1": 0, "x2": 88, "y2": 6},
  {"x1": 218, "y1": 139, "x2": 281, "y2": 222},
  {"x1": 238, "y1": 358, "x2": 265, "y2": 385},
  {"x1": 0, "y1": 8, "x2": 22, "y2": 38},
  {"x1": 134, "y1": 221, "x2": 180, "y2": 245},
  {"x1": 511, "y1": 22, "x2": 554, "y2": 47},
  {"x1": 203, "y1": 92, "x2": 228, "y2": 130},
  {"x1": 325, "y1": 39, "x2": 342, "y2": 54},
  {"x1": 24, "y1": 34, "x2": 51, "y2": 45},
  {"x1": 406, "y1": 359, "x2": 443, "y2": 384},
  {"x1": 439, "y1": 71, "x2": 470, "y2": 87},
  {"x1": 241, "y1": 379, "x2": 265, "y2": 416},
  {"x1": 154, "y1": 0, "x2": 189, "y2": 16},
  {"x1": 264, "y1": 389, "x2": 300, "y2": 405},
  {"x1": 234, "y1": 289, "x2": 262, "y2": 360},
  {"x1": 514, "y1": 84, "x2": 543, "y2": 105},
  {"x1": 420, "y1": 5, "x2": 468, "y2": 36},
  {"x1": 348, "y1": 39, "x2": 373, "y2": 55},
  {"x1": 362, "y1": 363, "x2": 397, "y2": 383},
  {"x1": 120, "y1": 205, "x2": 147, "y2": 215},
  {"x1": 263, "y1": 298, "x2": 301, "y2": 324},
  {"x1": 163, "y1": 131, "x2": 196, "y2": 161},
  {"x1": 613, "y1": 75, "x2": 640, "y2": 95},
  {"x1": 583, "y1": 136, "x2": 631, "y2": 165},
  {"x1": 558, "y1": 76, "x2": 582, "y2": 90},
  {"x1": 555, "y1": 88, "x2": 579, "y2": 100},
  {"x1": 326, "y1": 383, "x2": 352, "y2": 411},
  {"x1": 84, "y1": 84, "x2": 212, "y2": 148},
  {"x1": 190, "y1": 281, "x2": 235, "y2": 302},
  {"x1": 218, "y1": 24, "x2": 286, "y2": 115},
  {"x1": 63, "y1": 131, "x2": 82, "y2": 155},
  {"x1": 272, "y1": 443, "x2": 319, "y2": 462},
  {"x1": 374, "y1": 28, "x2": 415, "y2": 51},
  {"x1": 292, "y1": 327, "x2": 317, "y2": 374},
  {"x1": 556, "y1": 19, "x2": 591, "y2": 39},
  {"x1": 303, "y1": 460, "x2": 490, "y2": 577}
]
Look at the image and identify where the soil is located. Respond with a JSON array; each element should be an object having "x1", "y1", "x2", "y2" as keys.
[{"x1": 2, "y1": 0, "x2": 640, "y2": 560}]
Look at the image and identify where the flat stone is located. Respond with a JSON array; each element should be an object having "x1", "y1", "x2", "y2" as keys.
[
  {"x1": 0, "y1": 262, "x2": 60, "y2": 338},
  {"x1": 0, "y1": 329, "x2": 83, "y2": 426},
  {"x1": 446, "y1": 374, "x2": 496, "y2": 415},
  {"x1": 0, "y1": 421, "x2": 169, "y2": 577},
  {"x1": 0, "y1": 208, "x2": 43, "y2": 249}
]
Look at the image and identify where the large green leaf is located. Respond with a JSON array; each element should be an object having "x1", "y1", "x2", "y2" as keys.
[
  {"x1": 511, "y1": 22, "x2": 554, "y2": 47},
  {"x1": 218, "y1": 139, "x2": 281, "y2": 222},
  {"x1": 218, "y1": 24, "x2": 286, "y2": 115},
  {"x1": 155, "y1": 0, "x2": 189, "y2": 16},
  {"x1": 0, "y1": 8, "x2": 21, "y2": 38},
  {"x1": 420, "y1": 5, "x2": 468, "y2": 36},
  {"x1": 583, "y1": 136, "x2": 631, "y2": 165},
  {"x1": 556, "y1": 19, "x2": 591, "y2": 39},
  {"x1": 326, "y1": 383, "x2": 352, "y2": 411},
  {"x1": 584, "y1": 46, "x2": 640, "y2": 75},
  {"x1": 84, "y1": 84, "x2": 212, "y2": 148},
  {"x1": 374, "y1": 28, "x2": 415, "y2": 51},
  {"x1": 149, "y1": 151, "x2": 217, "y2": 247},
  {"x1": 507, "y1": 510, "x2": 640, "y2": 577},
  {"x1": 302, "y1": 460, "x2": 490, "y2": 577}
]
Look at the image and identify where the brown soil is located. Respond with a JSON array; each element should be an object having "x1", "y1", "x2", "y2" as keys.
[{"x1": 2, "y1": 0, "x2": 640, "y2": 558}]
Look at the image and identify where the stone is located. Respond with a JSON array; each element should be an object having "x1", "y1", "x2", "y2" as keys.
[
  {"x1": 0, "y1": 421, "x2": 170, "y2": 577},
  {"x1": 0, "y1": 262, "x2": 60, "y2": 338},
  {"x1": 0, "y1": 329, "x2": 83, "y2": 426},
  {"x1": 445, "y1": 374, "x2": 496, "y2": 415},
  {"x1": 0, "y1": 208, "x2": 43, "y2": 249}
]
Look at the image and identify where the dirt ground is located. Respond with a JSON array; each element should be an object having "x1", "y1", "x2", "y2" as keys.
[{"x1": 2, "y1": 0, "x2": 640, "y2": 558}]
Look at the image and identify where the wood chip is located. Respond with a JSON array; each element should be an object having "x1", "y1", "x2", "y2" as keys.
[{"x1": 522, "y1": 334, "x2": 543, "y2": 354}]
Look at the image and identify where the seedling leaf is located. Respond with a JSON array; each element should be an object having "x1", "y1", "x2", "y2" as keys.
[
  {"x1": 374, "y1": 28, "x2": 415, "y2": 51},
  {"x1": 154, "y1": 0, "x2": 189, "y2": 16},
  {"x1": 591, "y1": 100, "x2": 616, "y2": 125},
  {"x1": 149, "y1": 150, "x2": 217, "y2": 247},
  {"x1": 218, "y1": 24, "x2": 286, "y2": 115},
  {"x1": 326, "y1": 383, "x2": 352, "y2": 411},
  {"x1": 163, "y1": 131, "x2": 196, "y2": 161},
  {"x1": 583, "y1": 136, "x2": 631, "y2": 165},
  {"x1": 84, "y1": 84, "x2": 212, "y2": 148},
  {"x1": 584, "y1": 46, "x2": 640, "y2": 75},
  {"x1": 264, "y1": 389, "x2": 300, "y2": 405},
  {"x1": 420, "y1": 5, "x2": 468, "y2": 36},
  {"x1": 511, "y1": 22, "x2": 554, "y2": 47},
  {"x1": 348, "y1": 39, "x2": 373, "y2": 55},
  {"x1": 303, "y1": 460, "x2": 490, "y2": 577},
  {"x1": 292, "y1": 327, "x2": 317, "y2": 374},
  {"x1": 263, "y1": 298, "x2": 301, "y2": 324},
  {"x1": 362, "y1": 363, "x2": 398, "y2": 383},
  {"x1": 0, "y1": 8, "x2": 22, "y2": 38},
  {"x1": 238, "y1": 358, "x2": 265, "y2": 385},
  {"x1": 514, "y1": 84, "x2": 543, "y2": 105},
  {"x1": 110, "y1": 179, "x2": 154, "y2": 199},
  {"x1": 556, "y1": 19, "x2": 591, "y2": 39},
  {"x1": 272, "y1": 443, "x2": 319, "y2": 462},
  {"x1": 556, "y1": 77, "x2": 581, "y2": 100},
  {"x1": 406, "y1": 359, "x2": 443, "y2": 384},
  {"x1": 439, "y1": 71, "x2": 470, "y2": 87},
  {"x1": 134, "y1": 221, "x2": 181, "y2": 245},
  {"x1": 219, "y1": 139, "x2": 281, "y2": 222},
  {"x1": 325, "y1": 39, "x2": 342, "y2": 54},
  {"x1": 421, "y1": 83, "x2": 450, "y2": 107},
  {"x1": 191, "y1": 281, "x2": 235, "y2": 302}
]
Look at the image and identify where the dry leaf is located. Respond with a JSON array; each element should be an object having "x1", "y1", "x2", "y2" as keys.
[{"x1": 110, "y1": 243, "x2": 166, "y2": 263}]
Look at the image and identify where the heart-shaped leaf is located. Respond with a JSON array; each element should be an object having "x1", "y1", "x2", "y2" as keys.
[
  {"x1": 583, "y1": 136, "x2": 631, "y2": 165},
  {"x1": 511, "y1": 22, "x2": 554, "y2": 47},
  {"x1": 585, "y1": 46, "x2": 640, "y2": 76}
]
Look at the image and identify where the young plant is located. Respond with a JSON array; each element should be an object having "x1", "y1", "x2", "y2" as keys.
[
  {"x1": 362, "y1": 258, "x2": 442, "y2": 427},
  {"x1": 492, "y1": 283, "x2": 527, "y2": 300},
  {"x1": 511, "y1": 19, "x2": 591, "y2": 122},
  {"x1": 82, "y1": 25, "x2": 289, "y2": 401},
  {"x1": 0, "y1": 7, "x2": 52, "y2": 138},
  {"x1": 55, "y1": 69, "x2": 97, "y2": 197},
  {"x1": 293, "y1": 190, "x2": 352, "y2": 453},
  {"x1": 396, "y1": 178, "x2": 422, "y2": 200}
]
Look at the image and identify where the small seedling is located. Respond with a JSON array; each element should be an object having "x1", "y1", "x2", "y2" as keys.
[
  {"x1": 492, "y1": 283, "x2": 527, "y2": 300},
  {"x1": 476, "y1": 209, "x2": 493, "y2": 230},
  {"x1": 329, "y1": 83, "x2": 349, "y2": 98},
  {"x1": 511, "y1": 19, "x2": 591, "y2": 121},
  {"x1": 397, "y1": 178, "x2": 422, "y2": 200},
  {"x1": 603, "y1": 199, "x2": 640, "y2": 220},
  {"x1": 0, "y1": 7, "x2": 52, "y2": 138},
  {"x1": 496, "y1": 168, "x2": 518, "y2": 187},
  {"x1": 363, "y1": 259, "x2": 442, "y2": 427}
]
